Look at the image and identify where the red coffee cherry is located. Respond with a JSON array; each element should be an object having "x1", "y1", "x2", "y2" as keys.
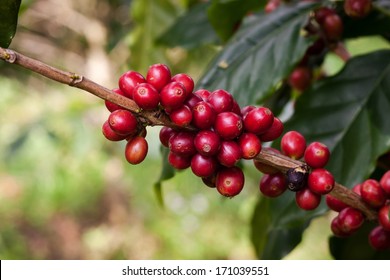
[
  {"x1": 231, "y1": 100, "x2": 242, "y2": 116},
  {"x1": 214, "y1": 112, "x2": 243, "y2": 140},
  {"x1": 288, "y1": 66, "x2": 312, "y2": 92},
  {"x1": 159, "y1": 126, "x2": 176, "y2": 147},
  {"x1": 194, "y1": 130, "x2": 221, "y2": 157},
  {"x1": 378, "y1": 204, "x2": 390, "y2": 231},
  {"x1": 105, "y1": 88, "x2": 126, "y2": 112},
  {"x1": 194, "y1": 89, "x2": 211, "y2": 101},
  {"x1": 168, "y1": 151, "x2": 191, "y2": 170},
  {"x1": 281, "y1": 131, "x2": 307, "y2": 159},
  {"x1": 192, "y1": 101, "x2": 216, "y2": 130},
  {"x1": 160, "y1": 82, "x2": 188, "y2": 111},
  {"x1": 259, "y1": 172, "x2": 287, "y2": 198},
  {"x1": 352, "y1": 183, "x2": 362, "y2": 196},
  {"x1": 241, "y1": 105, "x2": 256, "y2": 117},
  {"x1": 108, "y1": 109, "x2": 138, "y2": 136},
  {"x1": 216, "y1": 166, "x2": 245, "y2": 197},
  {"x1": 217, "y1": 141, "x2": 242, "y2": 167},
  {"x1": 380, "y1": 170, "x2": 390, "y2": 197},
  {"x1": 207, "y1": 89, "x2": 234, "y2": 113},
  {"x1": 314, "y1": 7, "x2": 335, "y2": 25},
  {"x1": 169, "y1": 105, "x2": 193, "y2": 127},
  {"x1": 337, "y1": 207, "x2": 364, "y2": 234},
  {"x1": 238, "y1": 133, "x2": 262, "y2": 159},
  {"x1": 308, "y1": 168, "x2": 335, "y2": 195},
  {"x1": 185, "y1": 93, "x2": 202, "y2": 109},
  {"x1": 146, "y1": 63, "x2": 171, "y2": 92},
  {"x1": 171, "y1": 73, "x2": 194, "y2": 94},
  {"x1": 102, "y1": 120, "x2": 128, "y2": 141},
  {"x1": 202, "y1": 173, "x2": 217, "y2": 188},
  {"x1": 259, "y1": 117, "x2": 284, "y2": 142},
  {"x1": 119, "y1": 70, "x2": 146, "y2": 99},
  {"x1": 344, "y1": 0, "x2": 372, "y2": 19},
  {"x1": 191, "y1": 154, "x2": 218, "y2": 178},
  {"x1": 361, "y1": 179, "x2": 386, "y2": 208},
  {"x1": 125, "y1": 136, "x2": 148, "y2": 165},
  {"x1": 243, "y1": 107, "x2": 274, "y2": 135},
  {"x1": 368, "y1": 226, "x2": 390, "y2": 250},
  {"x1": 133, "y1": 83, "x2": 160, "y2": 110},
  {"x1": 304, "y1": 142, "x2": 330, "y2": 168},
  {"x1": 325, "y1": 194, "x2": 348, "y2": 212},
  {"x1": 322, "y1": 14, "x2": 343, "y2": 41},
  {"x1": 168, "y1": 132, "x2": 196, "y2": 157},
  {"x1": 295, "y1": 188, "x2": 321, "y2": 211},
  {"x1": 331, "y1": 216, "x2": 352, "y2": 237}
]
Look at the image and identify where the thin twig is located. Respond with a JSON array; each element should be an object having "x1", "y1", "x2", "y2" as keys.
[{"x1": 0, "y1": 46, "x2": 378, "y2": 220}]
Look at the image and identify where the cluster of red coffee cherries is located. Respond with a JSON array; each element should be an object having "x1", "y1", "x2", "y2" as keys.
[
  {"x1": 101, "y1": 63, "x2": 284, "y2": 197},
  {"x1": 326, "y1": 171, "x2": 390, "y2": 250},
  {"x1": 257, "y1": 131, "x2": 334, "y2": 210}
]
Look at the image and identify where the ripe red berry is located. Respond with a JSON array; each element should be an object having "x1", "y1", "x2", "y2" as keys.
[
  {"x1": 380, "y1": 170, "x2": 390, "y2": 197},
  {"x1": 259, "y1": 117, "x2": 284, "y2": 142},
  {"x1": 160, "y1": 82, "x2": 188, "y2": 111},
  {"x1": 259, "y1": 172, "x2": 287, "y2": 198},
  {"x1": 231, "y1": 100, "x2": 242, "y2": 116},
  {"x1": 281, "y1": 131, "x2": 307, "y2": 159},
  {"x1": 361, "y1": 179, "x2": 386, "y2": 208},
  {"x1": 192, "y1": 101, "x2": 216, "y2": 130},
  {"x1": 304, "y1": 142, "x2": 330, "y2": 168},
  {"x1": 105, "y1": 88, "x2": 126, "y2": 112},
  {"x1": 217, "y1": 141, "x2": 242, "y2": 167},
  {"x1": 344, "y1": 0, "x2": 372, "y2": 19},
  {"x1": 295, "y1": 188, "x2": 321, "y2": 211},
  {"x1": 184, "y1": 93, "x2": 202, "y2": 109},
  {"x1": 146, "y1": 63, "x2": 171, "y2": 92},
  {"x1": 241, "y1": 105, "x2": 256, "y2": 117},
  {"x1": 159, "y1": 126, "x2": 176, "y2": 147},
  {"x1": 190, "y1": 154, "x2": 218, "y2": 178},
  {"x1": 168, "y1": 151, "x2": 191, "y2": 169},
  {"x1": 337, "y1": 207, "x2": 364, "y2": 234},
  {"x1": 352, "y1": 183, "x2": 362, "y2": 195},
  {"x1": 216, "y1": 166, "x2": 245, "y2": 197},
  {"x1": 102, "y1": 120, "x2": 128, "y2": 141},
  {"x1": 194, "y1": 130, "x2": 221, "y2": 156},
  {"x1": 194, "y1": 89, "x2": 211, "y2": 101},
  {"x1": 378, "y1": 204, "x2": 390, "y2": 231},
  {"x1": 207, "y1": 89, "x2": 234, "y2": 113},
  {"x1": 314, "y1": 7, "x2": 335, "y2": 25},
  {"x1": 133, "y1": 83, "x2": 160, "y2": 110},
  {"x1": 168, "y1": 132, "x2": 196, "y2": 157},
  {"x1": 169, "y1": 105, "x2": 193, "y2": 127},
  {"x1": 288, "y1": 66, "x2": 312, "y2": 92},
  {"x1": 125, "y1": 136, "x2": 148, "y2": 165},
  {"x1": 325, "y1": 194, "x2": 348, "y2": 212},
  {"x1": 108, "y1": 109, "x2": 138, "y2": 136},
  {"x1": 119, "y1": 71, "x2": 146, "y2": 99},
  {"x1": 214, "y1": 112, "x2": 243, "y2": 140},
  {"x1": 171, "y1": 73, "x2": 194, "y2": 94},
  {"x1": 202, "y1": 173, "x2": 217, "y2": 188},
  {"x1": 331, "y1": 216, "x2": 352, "y2": 237},
  {"x1": 322, "y1": 14, "x2": 343, "y2": 41},
  {"x1": 238, "y1": 133, "x2": 262, "y2": 159},
  {"x1": 368, "y1": 226, "x2": 390, "y2": 250},
  {"x1": 308, "y1": 168, "x2": 335, "y2": 195},
  {"x1": 243, "y1": 107, "x2": 274, "y2": 135}
]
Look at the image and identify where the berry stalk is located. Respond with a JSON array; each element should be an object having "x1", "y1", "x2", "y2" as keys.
[{"x1": 0, "y1": 46, "x2": 378, "y2": 220}]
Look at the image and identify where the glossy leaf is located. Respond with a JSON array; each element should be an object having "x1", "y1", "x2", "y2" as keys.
[
  {"x1": 158, "y1": 2, "x2": 220, "y2": 49},
  {"x1": 0, "y1": 0, "x2": 21, "y2": 47},
  {"x1": 283, "y1": 50, "x2": 390, "y2": 188},
  {"x1": 251, "y1": 192, "x2": 327, "y2": 259},
  {"x1": 197, "y1": 2, "x2": 318, "y2": 107}
]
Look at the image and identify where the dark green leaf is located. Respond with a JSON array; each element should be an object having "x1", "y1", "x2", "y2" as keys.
[
  {"x1": 153, "y1": 146, "x2": 176, "y2": 207},
  {"x1": 197, "y1": 2, "x2": 319, "y2": 107},
  {"x1": 157, "y1": 2, "x2": 220, "y2": 49},
  {"x1": 207, "y1": 0, "x2": 266, "y2": 42},
  {"x1": 251, "y1": 192, "x2": 327, "y2": 259},
  {"x1": 329, "y1": 222, "x2": 390, "y2": 260},
  {"x1": 0, "y1": 0, "x2": 21, "y2": 47},
  {"x1": 283, "y1": 50, "x2": 390, "y2": 188}
]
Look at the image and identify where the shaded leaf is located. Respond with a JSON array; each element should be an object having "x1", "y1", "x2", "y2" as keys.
[
  {"x1": 198, "y1": 2, "x2": 319, "y2": 107},
  {"x1": 283, "y1": 50, "x2": 390, "y2": 188},
  {"x1": 0, "y1": 0, "x2": 21, "y2": 47},
  {"x1": 157, "y1": 2, "x2": 220, "y2": 49},
  {"x1": 153, "y1": 146, "x2": 175, "y2": 207}
]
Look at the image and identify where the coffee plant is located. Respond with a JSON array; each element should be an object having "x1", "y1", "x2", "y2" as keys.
[{"x1": 1, "y1": 0, "x2": 390, "y2": 259}]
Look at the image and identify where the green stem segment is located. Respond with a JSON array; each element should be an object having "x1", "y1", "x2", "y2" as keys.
[{"x1": 0, "y1": 46, "x2": 378, "y2": 221}]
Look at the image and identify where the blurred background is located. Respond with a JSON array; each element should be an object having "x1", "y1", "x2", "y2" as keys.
[{"x1": 3, "y1": 0, "x2": 387, "y2": 260}]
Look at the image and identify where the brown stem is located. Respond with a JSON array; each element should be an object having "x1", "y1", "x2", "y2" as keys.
[{"x1": 0, "y1": 47, "x2": 377, "y2": 220}]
